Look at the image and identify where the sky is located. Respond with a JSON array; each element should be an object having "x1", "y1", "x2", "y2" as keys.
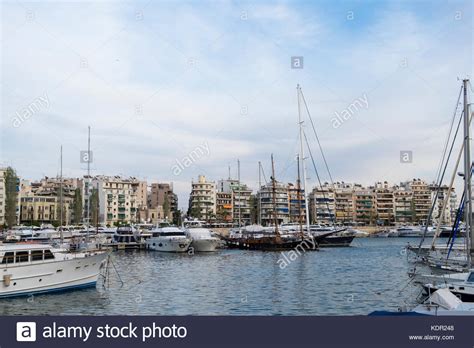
[{"x1": 1, "y1": 0, "x2": 473, "y2": 210}]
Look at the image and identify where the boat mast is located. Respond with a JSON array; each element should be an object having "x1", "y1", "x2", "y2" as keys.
[
  {"x1": 237, "y1": 159, "x2": 241, "y2": 229},
  {"x1": 258, "y1": 161, "x2": 262, "y2": 225},
  {"x1": 463, "y1": 79, "x2": 473, "y2": 266},
  {"x1": 271, "y1": 154, "x2": 280, "y2": 235},
  {"x1": 59, "y1": 145, "x2": 64, "y2": 243},
  {"x1": 86, "y1": 126, "x2": 91, "y2": 240},
  {"x1": 296, "y1": 154, "x2": 303, "y2": 237},
  {"x1": 297, "y1": 84, "x2": 311, "y2": 235}
]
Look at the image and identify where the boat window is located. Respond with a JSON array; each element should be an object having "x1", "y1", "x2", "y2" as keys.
[
  {"x1": 160, "y1": 232, "x2": 186, "y2": 236},
  {"x1": 31, "y1": 250, "x2": 43, "y2": 261},
  {"x1": 44, "y1": 250, "x2": 55, "y2": 260},
  {"x1": 467, "y1": 272, "x2": 474, "y2": 283},
  {"x1": 15, "y1": 251, "x2": 29, "y2": 263},
  {"x1": 1, "y1": 252, "x2": 14, "y2": 264}
]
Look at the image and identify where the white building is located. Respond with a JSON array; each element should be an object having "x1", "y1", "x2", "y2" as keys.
[
  {"x1": 258, "y1": 181, "x2": 289, "y2": 226},
  {"x1": 86, "y1": 176, "x2": 146, "y2": 226},
  {"x1": 189, "y1": 175, "x2": 216, "y2": 220},
  {"x1": 217, "y1": 178, "x2": 252, "y2": 226}
]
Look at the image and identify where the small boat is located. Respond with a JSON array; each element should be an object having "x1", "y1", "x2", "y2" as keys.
[
  {"x1": 372, "y1": 229, "x2": 390, "y2": 238},
  {"x1": 309, "y1": 225, "x2": 354, "y2": 247},
  {"x1": 0, "y1": 243, "x2": 108, "y2": 298},
  {"x1": 186, "y1": 228, "x2": 220, "y2": 252},
  {"x1": 370, "y1": 288, "x2": 474, "y2": 316},
  {"x1": 411, "y1": 288, "x2": 474, "y2": 315},
  {"x1": 146, "y1": 227, "x2": 192, "y2": 252},
  {"x1": 113, "y1": 226, "x2": 140, "y2": 244},
  {"x1": 422, "y1": 269, "x2": 474, "y2": 302},
  {"x1": 390, "y1": 226, "x2": 432, "y2": 237}
]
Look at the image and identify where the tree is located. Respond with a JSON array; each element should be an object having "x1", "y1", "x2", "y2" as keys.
[
  {"x1": 249, "y1": 194, "x2": 258, "y2": 224},
  {"x1": 54, "y1": 186, "x2": 67, "y2": 227},
  {"x1": 173, "y1": 209, "x2": 182, "y2": 226},
  {"x1": 4, "y1": 167, "x2": 19, "y2": 228},
  {"x1": 90, "y1": 188, "x2": 99, "y2": 227},
  {"x1": 72, "y1": 188, "x2": 83, "y2": 224},
  {"x1": 163, "y1": 194, "x2": 170, "y2": 221}
]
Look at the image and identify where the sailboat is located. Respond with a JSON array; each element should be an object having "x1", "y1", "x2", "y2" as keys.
[
  {"x1": 0, "y1": 144, "x2": 108, "y2": 298},
  {"x1": 225, "y1": 85, "x2": 344, "y2": 250},
  {"x1": 372, "y1": 79, "x2": 474, "y2": 315},
  {"x1": 225, "y1": 155, "x2": 327, "y2": 251}
]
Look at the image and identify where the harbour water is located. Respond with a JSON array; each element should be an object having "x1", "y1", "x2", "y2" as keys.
[{"x1": 0, "y1": 238, "x2": 428, "y2": 315}]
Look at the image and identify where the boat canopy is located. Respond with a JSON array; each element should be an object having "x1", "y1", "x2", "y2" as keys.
[
  {"x1": 429, "y1": 288, "x2": 462, "y2": 310},
  {"x1": 187, "y1": 228, "x2": 213, "y2": 238}
]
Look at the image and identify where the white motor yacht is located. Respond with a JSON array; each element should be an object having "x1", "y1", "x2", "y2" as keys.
[
  {"x1": 0, "y1": 244, "x2": 107, "y2": 298},
  {"x1": 186, "y1": 228, "x2": 220, "y2": 252},
  {"x1": 113, "y1": 226, "x2": 140, "y2": 244},
  {"x1": 146, "y1": 227, "x2": 192, "y2": 252}
]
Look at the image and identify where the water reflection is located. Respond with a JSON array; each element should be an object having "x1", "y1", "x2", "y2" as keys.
[{"x1": 0, "y1": 239, "x2": 424, "y2": 315}]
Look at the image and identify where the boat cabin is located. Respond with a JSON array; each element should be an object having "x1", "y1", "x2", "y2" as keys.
[
  {"x1": 151, "y1": 227, "x2": 187, "y2": 237},
  {"x1": 0, "y1": 245, "x2": 55, "y2": 265},
  {"x1": 113, "y1": 226, "x2": 139, "y2": 243}
]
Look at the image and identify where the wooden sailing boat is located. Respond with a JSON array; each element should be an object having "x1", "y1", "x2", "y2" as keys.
[{"x1": 225, "y1": 85, "x2": 342, "y2": 251}]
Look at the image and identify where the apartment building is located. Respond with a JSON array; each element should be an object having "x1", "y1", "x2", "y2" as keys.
[
  {"x1": 216, "y1": 191, "x2": 233, "y2": 222},
  {"x1": 148, "y1": 183, "x2": 178, "y2": 221},
  {"x1": 288, "y1": 183, "x2": 306, "y2": 224},
  {"x1": 334, "y1": 182, "x2": 354, "y2": 224},
  {"x1": 189, "y1": 175, "x2": 216, "y2": 220},
  {"x1": 19, "y1": 177, "x2": 77, "y2": 225},
  {"x1": 308, "y1": 183, "x2": 335, "y2": 224},
  {"x1": 353, "y1": 188, "x2": 376, "y2": 225},
  {"x1": 88, "y1": 176, "x2": 146, "y2": 226},
  {"x1": 393, "y1": 187, "x2": 413, "y2": 223},
  {"x1": 406, "y1": 179, "x2": 431, "y2": 224},
  {"x1": 374, "y1": 182, "x2": 394, "y2": 225},
  {"x1": 216, "y1": 178, "x2": 252, "y2": 225},
  {"x1": 258, "y1": 181, "x2": 289, "y2": 225}
]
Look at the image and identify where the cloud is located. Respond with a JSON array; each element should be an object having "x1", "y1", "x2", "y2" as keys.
[{"x1": 1, "y1": 1, "x2": 472, "y2": 209}]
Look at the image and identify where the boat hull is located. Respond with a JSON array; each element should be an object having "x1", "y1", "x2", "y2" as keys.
[
  {"x1": 318, "y1": 235, "x2": 355, "y2": 247},
  {"x1": 190, "y1": 239, "x2": 220, "y2": 252},
  {"x1": 226, "y1": 237, "x2": 318, "y2": 251},
  {"x1": 146, "y1": 237, "x2": 192, "y2": 252},
  {"x1": 0, "y1": 252, "x2": 107, "y2": 298}
]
